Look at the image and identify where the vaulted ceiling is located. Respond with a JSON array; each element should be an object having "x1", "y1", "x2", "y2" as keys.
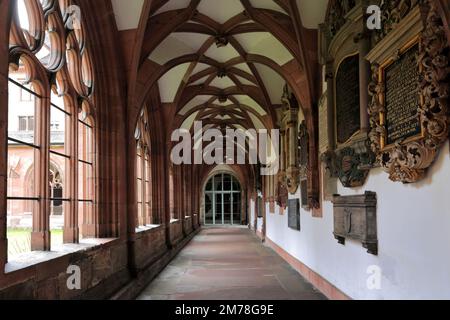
[{"x1": 112, "y1": 0, "x2": 328, "y2": 132}]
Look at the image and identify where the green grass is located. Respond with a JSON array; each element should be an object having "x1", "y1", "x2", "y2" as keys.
[{"x1": 7, "y1": 228, "x2": 64, "y2": 258}]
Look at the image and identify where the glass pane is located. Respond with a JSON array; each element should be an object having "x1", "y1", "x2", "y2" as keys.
[
  {"x1": 223, "y1": 174, "x2": 232, "y2": 191},
  {"x1": 137, "y1": 202, "x2": 143, "y2": 226},
  {"x1": 7, "y1": 199, "x2": 35, "y2": 258},
  {"x1": 8, "y1": 79, "x2": 37, "y2": 145},
  {"x1": 50, "y1": 153, "x2": 68, "y2": 200},
  {"x1": 137, "y1": 178, "x2": 142, "y2": 203},
  {"x1": 51, "y1": 87, "x2": 66, "y2": 110},
  {"x1": 205, "y1": 178, "x2": 213, "y2": 191},
  {"x1": 232, "y1": 177, "x2": 241, "y2": 191},
  {"x1": 78, "y1": 161, "x2": 93, "y2": 200},
  {"x1": 145, "y1": 202, "x2": 152, "y2": 225},
  {"x1": 50, "y1": 201, "x2": 67, "y2": 250},
  {"x1": 205, "y1": 193, "x2": 213, "y2": 224},
  {"x1": 78, "y1": 201, "x2": 93, "y2": 240},
  {"x1": 50, "y1": 105, "x2": 68, "y2": 155},
  {"x1": 213, "y1": 175, "x2": 222, "y2": 191},
  {"x1": 7, "y1": 144, "x2": 36, "y2": 198},
  {"x1": 223, "y1": 193, "x2": 231, "y2": 224},
  {"x1": 215, "y1": 193, "x2": 222, "y2": 224},
  {"x1": 136, "y1": 153, "x2": 142, "y2": 179},
  {"x1": 78, "y1": 121, "x2": 93, "y2": 163},
  {"x1": 36, "y1": 31, "x2": 52, "y2": 67},
  {"x1": 233, "y1": 193, "x2": 241, "y2": 225}
]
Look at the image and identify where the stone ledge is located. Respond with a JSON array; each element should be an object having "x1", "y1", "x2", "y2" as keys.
[{"x1": 4, "y1": 238, "x2": 119, "y2": 274}]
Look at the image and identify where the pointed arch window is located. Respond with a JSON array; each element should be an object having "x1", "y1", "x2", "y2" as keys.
[
  {"x1": 135, "y1": 108, "x2": 152, "y2": 228},
  {"x1": 5, "y1": 0, "x2": 96, "y2": 260}
]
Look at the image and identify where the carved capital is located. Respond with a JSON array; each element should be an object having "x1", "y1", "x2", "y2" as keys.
[{"x1": 286, "y1": 166, "x2": 299, "y2": 194}]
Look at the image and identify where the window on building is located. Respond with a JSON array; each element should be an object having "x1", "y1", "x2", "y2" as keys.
[
  {"x1": 78, "y1": 108, "x2": 94, "y2": 239},
  {"x1": 6, "y1": 0, "x2": 95, "y2": 261},
  {"x1": 135, "y1": 108, "x2": 152, "y2": 228},
  {"x1": 204, "y1": 174, "x2": 242, "y2": 225}
]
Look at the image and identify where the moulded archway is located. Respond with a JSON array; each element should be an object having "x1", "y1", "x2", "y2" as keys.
[{"x1": 200, "y1": 165, "x2": 246, "y2": 226}]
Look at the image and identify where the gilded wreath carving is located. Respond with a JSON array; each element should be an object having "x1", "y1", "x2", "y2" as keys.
[{"x1": 368, "y1": 2, "x2": 450, "y2": 183}]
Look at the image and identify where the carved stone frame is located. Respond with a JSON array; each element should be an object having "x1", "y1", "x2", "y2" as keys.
[
  {"x1": 320, "y1": 1, "x2": 375, "y2": 189},
  {"x1": 367, "y1": 2, "x2": 449, "y2": 183}
]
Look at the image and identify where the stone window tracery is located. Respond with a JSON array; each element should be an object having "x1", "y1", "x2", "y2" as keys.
[
  {"x1": 6, "y1": 0, "x2": 96, "y2": 260},
  {"x1": 135, "y1": 108, "x2": 152, "y2": 227}
]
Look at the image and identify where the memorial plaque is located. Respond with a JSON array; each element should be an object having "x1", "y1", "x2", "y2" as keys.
[
  {"x1": 300, "y1": 179, "x2": 308, "y2": 209},
  {"x1": 288, "y1": 199, "x2": 300, "y2": 231},
  {"x1": 318, "y1": 93, "x2": 329, "y2": 154},
  {"x1": 257, "y1": 197, "x2": 263, "y2": 218},
  {"x1": 384, "y1": 43, "x2": 421, "y2": 146},
  {"x1": 333, "y1": 192, "x2": 378, "y2": 255},
  {"x1": 298, "y1": 121, "x2": 309, "y2": 170},
  {"x1": 335, "y1": 54, "x2": 360, "y2": 144}
]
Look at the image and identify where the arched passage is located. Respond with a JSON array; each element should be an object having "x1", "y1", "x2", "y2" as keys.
[{"x1": 203, "y1": 172, "x2": 242, "y2": 225}]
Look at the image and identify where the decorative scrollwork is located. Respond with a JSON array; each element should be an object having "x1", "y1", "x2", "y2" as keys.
[
  {"x1": 324, "y1": 0, "x2": 356, "y2": 41},
  {"x1": 368, "y1": 1, "x2": 450, "y2": 183},
  {"x1": 374, "y1": 0, "x2": 425, "y2": 43}
]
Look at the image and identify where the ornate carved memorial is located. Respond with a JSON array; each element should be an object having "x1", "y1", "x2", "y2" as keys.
[
  {"x1": 257, "y1": 197, "x2": 263, "y2": 218},
  {"x1": 333, "y1": 192, "x2": 378, "y2": 255},
  {"x1": 318, "y1": 92, "x2": 329, "y2": 154},
  {"x1": 335, "y1": 54, "x2": 361, "y2": 144},
  {"x1": 319, "y1": 1, "x2": 376, "y2": 190},
  {"x1": 276, "y1": 179, "x2": 288, "y2": 210},
  {"x1": 288, "y1": 199, "x2": 300, "y2": 231},
  {"x1": 374, "y1": 0, "x2": 424, "y2": 43},
  {"x1": 298, "y1": 121, "x2": 310, "y2": 209},
  {"x1": 383, "y1": 42, "x2": 422, "y2": 146},
  {"x1": 367, "y1": 2, "x2": 449, "y2": 183},
  {"x1": 280, "y1": 85, "x2": 300, "y2": 194}
]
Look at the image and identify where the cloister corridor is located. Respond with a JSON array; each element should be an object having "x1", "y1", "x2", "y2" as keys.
[{"x1": 137, "y1": 227, "x2": 325, "y2": 300}]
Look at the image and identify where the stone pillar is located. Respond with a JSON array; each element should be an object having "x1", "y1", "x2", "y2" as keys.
[
  {"x1": 356, "y1": 31, "x2": 371, "y2": 132},
  {"x1": 64, "y1": 100, "x2": 79, "y2": 243},
  {"x1": 285, "y1": 109, "x2": 299, "y2": 194},
  {"x1": 326, "y1": 62, "x2": 336, "y2": 151},
  {"x1": 164, "y1": 142, "x2": 173, "y2": 249},
  {"x1": 0, "y1": 0, "x2": 12, "y2": 269},
  {"x1": 32, "y1": 96, "x2": 51, "y2": 251}
]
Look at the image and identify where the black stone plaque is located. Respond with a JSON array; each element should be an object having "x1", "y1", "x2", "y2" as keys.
[
  {"x1": 300, "y1": 179, "x2": 308, "y2": 209},
  {"x1": 335, "y1": 54, "x2": 360, "y2": 144},
  {"x1": 384, "y1": 44, "x2": 421, "y2": 145},
  {"x1": 288, "y1": 199, "x2": 300, "y2": 231},
  {"x1": 257, "y1": 197, "x2": 263, "y2": 218}
]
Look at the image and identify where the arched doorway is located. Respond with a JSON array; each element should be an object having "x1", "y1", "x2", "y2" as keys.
[{"x1": 204, "y1": 173, "x2": 242, "y2": 225}]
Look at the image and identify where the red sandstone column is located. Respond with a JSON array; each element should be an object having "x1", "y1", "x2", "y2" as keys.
[
  {"x1": 0, "y1": 0, "x2": 12, "y2": 269},
  {"x1": 64, "y1": 99, "x2": 78, "y2": 243},
  {"x1": 31, "y1": 94, "x2": 51, "y2": 251}
]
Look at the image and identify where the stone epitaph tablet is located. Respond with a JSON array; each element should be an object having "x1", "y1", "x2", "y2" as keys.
[
  {"x1": 333, "y1": 192, "x2": 377, "y2": 255},
  {"x1": 384, "y1": 43, "x2": 421, "y2": 146},
  {"x1": 335, "y1": 54, "x2": 360, "y2": 144},
  {"x1": 288, "y1": 199, "x2": 300, "y2": 231}
]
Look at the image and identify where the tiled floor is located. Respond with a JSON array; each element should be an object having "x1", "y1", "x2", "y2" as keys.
[{"x1": 137, "y1": 227, "x2": 326, "y2": 300}]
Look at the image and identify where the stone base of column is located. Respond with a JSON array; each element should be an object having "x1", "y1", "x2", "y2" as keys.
[{"x1": 31, "y1": 231, "x2": 51, "y2": 251}]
